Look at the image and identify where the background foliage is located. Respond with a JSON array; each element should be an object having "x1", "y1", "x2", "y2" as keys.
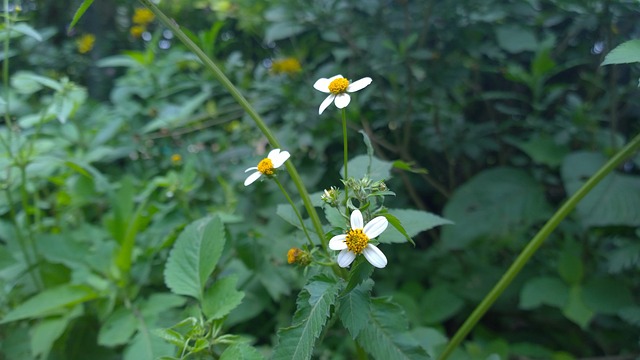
[{"x1": 1, "y1": 0, "x2": 639, "y2": 359}]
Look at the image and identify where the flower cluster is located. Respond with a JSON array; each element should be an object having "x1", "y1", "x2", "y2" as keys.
[
  {"x1": 131, "y1": 8, "x2": 155, "y2": 38},
  {"x1": 76, "y1": 34, "x2": 95, "y2": 54},
  {"x1": 270, "y1": 58, "x2": 302, "y2": 75}
]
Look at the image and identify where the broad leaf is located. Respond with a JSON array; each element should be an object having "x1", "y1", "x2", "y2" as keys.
[
  {"x1": 164, "y1": 216, "x2": 225, "y2": 301},
  {"x1": 338, "y1": 279, "x2": 373, "y2": 338},
  {"x1": 561, "y1": 151, "x2": 640, "y2": 227},
  {"x1": 342, "y1": 155, "x2": 393, "y2": 181},
  {"x1": 202, "y1": 275, "x2": 245, "y2": 320},
  {"x1": 98, "y1": 307, "x2": 137, "y2": 347},
  {"x1": 602, "y1": 39, "x2": 640, "y2": 65},
  {"x1": 220, "y1": 343, "x2": 265, "y2": 360},
  {"x1": 421, "y1": 285, "x2": 464, "y2": 324},
  {"x1": 1, "y1": 284, "x2": 97, "y2": 323},
  {"x1": 519, "y1": 276, "x2": 568, "y2": 310},
  {"x1": 441, "y1": 167, "x2": 551, "y2": 249},
  {"x1": 562, "y1": 285, "x2": 593, "y2": 329},
  {"x1": 272, "y1": 276, "x2": 342, "y2": 360},
  {"x1": 582, "y1": 277, "x2": 634, "y2": 315},
  {"x1": 356, "y1": 298, "x2": 429, "y2": 360},
  {"x1": 381, "y1": 208, "x2": 452, "y2": 244}
]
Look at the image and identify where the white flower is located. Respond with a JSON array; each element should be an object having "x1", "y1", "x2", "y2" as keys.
[
  {"x1": 328, "y1": 209, "x2": 388, "y2": 268},
  {"x1": 244, "y1": 148, "x2": 290, "y2": 186},
  {"x1": 313, "y1": 74, "x2": 372, "y2": 115}
]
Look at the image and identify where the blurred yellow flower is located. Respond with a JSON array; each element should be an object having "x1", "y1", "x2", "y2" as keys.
[
  {"x1": 171, "y1": 154, "x2": 182, "y2": 164},
  {"x1": 270, "y1": 57, "x2": 302, "y2": 75},
  {"x1": 133, "y1": 8, "x2": 155, "y2": 25},
  {"x1": 76, "y1": 34, "x2": 95, "y2": 54},
  {"x1": 130, "y1": 25, "x2": 145, "y2": 38}
]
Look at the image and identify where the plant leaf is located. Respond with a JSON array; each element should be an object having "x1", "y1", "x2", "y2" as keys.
[
  {"x1": 202, "y1": 275, "x2": 245, "y2": 320},
  {"x1": 164, "y1": 216, "x2": 226, "y2": 301},
  {"x1": 356, "y1": 298, "x2": 429, "y2": 360},
  {"x1": 519, "y1": 276, "x2": 569, "y2": 310},
  {"x1": 220, "y1": 343, "x2": 265, "y2": 360},
  {"x1": 272, "y1": 276, "x2": 342, "y2": 360},
  {"x1": 338, "y1": 279, "x2": 373, "y2": 338},
  {"x1": 602, "y1": 39, "x2": 640, "y2": 65},
  {"x1": 1, "y1": 284, "x2": 97, "y2": 323},
  {"x1": 381, "y1": 208, "x2": 453, "y2": 245},
  {"x1": 68, "y1": 0, "x2": 95, "y2": 32}
]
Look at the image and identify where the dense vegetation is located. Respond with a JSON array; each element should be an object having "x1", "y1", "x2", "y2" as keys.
[{"x1": 1, "y1": 0, "x2": 639, "y2": 359}]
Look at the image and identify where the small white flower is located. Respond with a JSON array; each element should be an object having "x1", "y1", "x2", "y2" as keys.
[
  {"x1": 244, "y1": 148, "x2": 290, "y2": 186},
  {"x1": 328, "y1": 209, "x2": 388, "y2": 268},
  {"x1": 313, "y1": 74, "x2": 372, "y2": 115}
]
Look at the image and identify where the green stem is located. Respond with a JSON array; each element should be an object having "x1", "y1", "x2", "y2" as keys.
[
  {"x1": 273, "y1": 177, "x2": 315, "y2": 249},
  {"x1": 138, "y1": 0, "x2": 326, "y2": 248},
  {"x1": 341, "y1": 109, "x2": 349, "y2": 202},
  {"x1": 438, "y1": 131, "x2": 640, "y2": 360}
]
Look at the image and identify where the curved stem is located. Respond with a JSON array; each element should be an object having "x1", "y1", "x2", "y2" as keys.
[
  {"x1": 138, "y1": 0, "x2": 326, "y2": 247},
  {"x1": 273, "y1": 177, "x2": 315, "y2": 249},
  {"x1": 438, "y1": 131, "x2": 640, "y2": 360}
]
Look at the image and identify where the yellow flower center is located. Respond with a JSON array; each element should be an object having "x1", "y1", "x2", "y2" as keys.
[
  {"x1": 287, "y1": 248, "x2": 301, "y2": 264},
  {"x1": 328, "y1": 78, "x2": 349, "y2": 94},
  {"x1": 345, "y1": 228, "x2": 369, "y2": 254},
  {"x1": 257, "y1": 158, "x2": 274, "y2": 175}
]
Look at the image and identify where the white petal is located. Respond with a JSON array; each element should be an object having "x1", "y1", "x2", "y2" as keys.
[
  {"x1": 267, "y1": 148, "x2": 280, "y2": 159},
  {"x1": 350, "y1": 209, "x2": 363, "y2": 230},
  {"x1": 319, "y1": 94, "x2": 335, "y2": 115},
  {"x1": 334, "y1": 93, "x2": 351, "y2": 109},
  {"x1": 244, "y1": 166, "x2": 258, "y2": 173},
  {"x1": 347, "y1": 77, "x2": 372, "y2": 92},
  {"x1": 363, "y1": 244, "x2": 387, "y2": 268},
  {"x1": 329, "y1": 234, "x2": 348, "y2": 250},
  {"x1": 244, "y1": 171, "x2": 262, "y2": 186},
  {"x1": 363, "y1": 216, "x2": 388, "y2": 239},
  {"x1": 313, "y1": 78, "x2": 331, "y2": 93},
  {"x1": 271, "y1": 151, "x2": 290, "y2": 168},
  {"x1": 337, "y1": 250, "x2": 356, "y2": 268}
]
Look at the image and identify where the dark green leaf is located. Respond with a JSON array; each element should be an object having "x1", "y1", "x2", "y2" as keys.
[
  {"x1": 562, "y1": 285, "x2": 593, "y2": 329},
  {"x1": 1, "y1": 284, "x2": 97, "y2": 323},
  {"x1": 381, "y1": 209, "x2": 452, "y2": 245},
  {"x1": 272, "y1": 276, "x2": 342, "y2": 360},
  {"x1": 343, "y1": 257, "x2": 373, "y2": 294},
  {"x1": 421, "y1": 286, "x2": 464, "y2": 324},
  {"x1": 582, "y1": 277, "x2": 634, "y2": 315},
  {"x1": 164, "y1": 216, "x2": 226, "y2": 301},
  {"x1": 338, "y1": 279, "x2": 372, "y2": 338},
  {"x1": 98, "y1": 307, "x2": 137, "y2": 346},
  {"x1": 519, "y1": 277, "x2": 568, "y2": 310},
  {"x1": 220, "y1": 343, "x2": 265, "y2": 360},
  {"x1": 356, "y1": 298, "x2": 429, "y2": 360},
  {"x1": 441, "y1": 167, "x2": 551, "y2": 249}
]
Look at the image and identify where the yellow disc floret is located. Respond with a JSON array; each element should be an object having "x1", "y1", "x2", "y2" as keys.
[
  {"x1": 287, "y1": 248, "x2": 300, "y2": 264},
  {"x1": 328, "y1": 78, "x2": 349, "y2": 94},
  {"x1": 257, "y1": 158, "x2": 274, "y2": 175},
  {"x1": 345, "y1": 228, "x2": 369, "y2": 254}
]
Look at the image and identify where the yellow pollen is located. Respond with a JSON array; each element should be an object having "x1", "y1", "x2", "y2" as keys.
[
  {"x1": 287, "y1": 248, "x2": 300, "y2": 264},
  {"x1": 257, "y1": 158, "x2": 274, "y2": 175},
  {"x1": 328, "y1": 78, "x2": 349, "y2": 94},
  {"x1": 345, "y1": 229, "x2": 369, "y2": 255}
]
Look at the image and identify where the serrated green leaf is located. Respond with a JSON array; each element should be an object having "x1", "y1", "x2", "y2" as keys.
[
  {"x1": 510, "y1": 135, "x2": 569, "y2": 167},
  {"x1": 344, "y1": 257, "x2": 373, "y2": 294},
  {"x1": 442, "y1": 167, "x2": 551, "y2": 249},
  {"x1": 582, "y1": 277, "x2": 634, "y2": 315},
  {"x1": 602, "y1": 39, "x2": 640, "y2": 65},
  {"x1": 562, "y1": 285, "x2": 593, "y2": 329},
  {"x1": 202, "y1": 275, "x2": 245, "y2": 320},
  {"x1": 519, "y1": 276, "x2": 569, "y2": 310},
  {"x1": 68, "y1": 0, "x2": 95, "y2": 32},
  {"x1": 31, "y1": 306, "x2": 81, "y2": 359},
  {"x1": 124, "y1": 330, "x2": 174, "y2": 360},
  {"x1": 342, "y1": 155, "x2": 393, "y2": 181},
  {"x1": 381, "y1": 208, "x2": 453, "y2": 245},
  {"x1": 338, "y1": 279, "x2": 373, "y2": 338},
  {"x1": 1, "y1": 284, "x2": 97, "y2": 323},
  {"x1": 356, "y1": 298, "x2": 429, "y2": 360},
  {"x1": 220, "y1": 343, "x2": 265, "y2": 360},
  {"x1": 164, "y1": 216, "x2": 225, "y2": 301},
  {"x1": 98, "y1": 307, "x2": 137, "y2": 346},
  {"x1": 421, "y1": 285, "x2": 464, "y2": 324},
  {"x1": 562, "y1": 151, "x2": 640, "y2": 227},
  {"x1": 272, "y1": 276, "x2": 342, "y2": 360}
]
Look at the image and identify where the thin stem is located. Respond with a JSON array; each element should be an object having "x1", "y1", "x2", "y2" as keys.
[
  {"x1": 138, "y1": 0, "x2": 326, "y2": 248},
  {"x1": 438, "y1": 131, "x2": 640, "y2": 360},
  {"x1": 273, "y1": 177, "x2": 315, "y2": 249},
  {"x1": 341, "y1": 109, "x2": 349, "y2": 202}
]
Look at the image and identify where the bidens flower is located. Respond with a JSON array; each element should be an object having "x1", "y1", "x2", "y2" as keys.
[
  {"x1": 329, "y1": 209, "x2": 388, "y2": 268},
  {"x1": 313, "y1": 75, "x2": 372, "y2": 115},
  {"x1": 244, "y1": 148, "x2": 290, "y2": 186}
]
